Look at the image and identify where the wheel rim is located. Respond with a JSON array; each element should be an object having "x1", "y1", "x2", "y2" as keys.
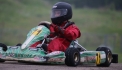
[
  {"x1": 74, "y1": 52, "x2": 79, "y2": 62},
  {"x1": 107, "y1": 52, "x2": 112, "y2": 63}
]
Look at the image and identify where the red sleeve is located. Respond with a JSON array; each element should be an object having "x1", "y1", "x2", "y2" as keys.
[
  {"x1": 48, "y1": 24, "x2": 56, "y2": 38},
  {"x1": 63, "y1": 24, "x2": 81, "y2": 41}
]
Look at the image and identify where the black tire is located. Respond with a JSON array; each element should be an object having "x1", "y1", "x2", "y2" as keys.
[
  {"x1": 0, "y1": 59, "x2": 5, "y2": 63},
  {"x1": 96, "y1": 47, "x2": 102, "y2": 51},
  {"x1": 96, "y1": 47, "x2": 112, "y2": 67},
  {"x1": 0, "y1": 43, "x2": 6, "y2": 62},
  {"x1": 16, "y1": 43, "x2": 22, "y2": 46},
  {"x1": 65, "y1": 48, "x2": 80, "y2": 67},
  {"x1": 0, "y1": 43, "x2": 7, "y2": 51},
  {"x1": 18, "y1": 60, "x2": 27, "y2": 63},
  {"x1": 65, "y1": 48, "x2": 71, "y2": 66}
]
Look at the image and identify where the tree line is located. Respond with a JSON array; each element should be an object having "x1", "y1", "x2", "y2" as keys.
[{"x1": 47, "y1": 0, "x2": 122, "y2": 10}]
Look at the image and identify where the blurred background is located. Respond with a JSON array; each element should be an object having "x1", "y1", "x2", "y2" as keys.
[{"x1": 0, "y1": 0, "x2": 122, "y2": 62}]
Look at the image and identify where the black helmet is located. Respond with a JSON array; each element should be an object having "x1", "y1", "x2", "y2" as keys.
[{"x1": 51, "y1": 2, "x2": 72, "y2": 25}]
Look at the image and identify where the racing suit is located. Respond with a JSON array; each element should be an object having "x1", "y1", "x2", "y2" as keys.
[{"x1": 47, "y1": 21, "x2": 81, "y2": 52}]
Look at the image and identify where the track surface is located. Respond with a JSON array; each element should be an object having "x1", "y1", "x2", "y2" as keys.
[{"x1": 0, "y1": 61, "x2": 121, "y2": 70}]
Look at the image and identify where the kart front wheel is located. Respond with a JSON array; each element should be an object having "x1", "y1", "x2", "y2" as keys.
[
  {"x1": 16, "y1": 43, "x2": 22, "y2": 46},
  {"x1": 65, "y1": 48, "x2": 80, "y2": 67},
  {"x1": 0, "y1": 59, "x2": 5, "y2": 63},
  {"x1": 96, "y1": 47, "x2": 112, "y2": 67},
  {"x1": 0, "y1": 43, "x2": 7, "y2": 62}
]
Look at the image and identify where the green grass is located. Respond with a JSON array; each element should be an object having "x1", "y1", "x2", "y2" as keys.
[
  {"x1": 0, "y1": 0, "x2": 51, "y2": 44},
  {"x1": 0, "y1": 0, "x2": 122, "y2": 62},
  {"x1": 73, "y1": 8, "x2": 122, "y2": 34}
]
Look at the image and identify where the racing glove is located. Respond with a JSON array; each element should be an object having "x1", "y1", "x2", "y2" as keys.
[{"x1": 53, "y1": 25, "x2": 65, "y2": 35}]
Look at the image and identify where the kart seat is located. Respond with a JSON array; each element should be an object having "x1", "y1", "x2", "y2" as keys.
[{"x1": 38, "y1": 21, "x2": 51, "y2": 29}]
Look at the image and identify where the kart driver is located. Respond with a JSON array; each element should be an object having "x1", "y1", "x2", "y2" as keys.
[{"x1": 47, "y1": 2, "x2": 81, "y2": 53}]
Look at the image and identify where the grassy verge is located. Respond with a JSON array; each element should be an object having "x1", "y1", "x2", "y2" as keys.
[{"x1": 0, "y1": 0, "x2": 122, "y2": 62}]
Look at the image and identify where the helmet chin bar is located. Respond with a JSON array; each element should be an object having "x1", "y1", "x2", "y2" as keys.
[{"x1": 51, "y1": 16, "x2": 67, "y2": 25}]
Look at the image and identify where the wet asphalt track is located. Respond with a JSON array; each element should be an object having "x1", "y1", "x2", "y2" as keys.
[{"x1": 0, "y1": 61, "x2": 122, "y2": 70}]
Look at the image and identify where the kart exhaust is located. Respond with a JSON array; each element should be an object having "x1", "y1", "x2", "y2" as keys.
[{"x1": 112, "y1": 54, "x2": 118, "y2": 63}]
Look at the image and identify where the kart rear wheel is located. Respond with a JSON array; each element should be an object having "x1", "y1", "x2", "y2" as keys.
[
  {"x1": 65, "y1": 48, "x2": 80, "y2": 67},
  {"x1": 0, "y1": 43, "x2": 7, "y2": 51},
  {"x1": 96, "y1": 47, "x2": 112, "y2": 67}
]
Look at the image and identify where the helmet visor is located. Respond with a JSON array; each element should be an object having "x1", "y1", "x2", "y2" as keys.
[{"x1": 51, "y1": 9, "x2": 67, "y2": 18}]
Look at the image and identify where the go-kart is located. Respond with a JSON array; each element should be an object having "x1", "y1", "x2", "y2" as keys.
[{"x1": 0, "y1": 21, "x2": 118, "y2": 67}]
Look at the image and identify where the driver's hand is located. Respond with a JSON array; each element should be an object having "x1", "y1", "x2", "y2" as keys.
[{"x1": 54, "y1": 25, "x2": 65, "y2": 35}]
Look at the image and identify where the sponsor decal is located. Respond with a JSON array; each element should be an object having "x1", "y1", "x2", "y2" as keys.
[
  {"x1": 84, "y1": 56, "x2": 96, "y2": 62},
  {"x1": 0, "y1": 54, "x2": 2, "y2": 58},
  {"x1": 6, "y1": 53, "x2": 30, "y2": 58},
  {"x1": 48, "y1": 58, "x2": 64, "y2": 62},
  {"x1": 32, "y1": 29, "x2": 41, "y2": 35},
  {"x1": 53, "y1": 6, "x2": 57, "y2": 8},
  {"x1": 47, "y1": 51, "x2": 61, "y2": 56},
  {"x1": 17, "y1": 54, "x2": 30, "y2": 58},
  {"x1": 0, "y1": 54, "x2": 6, "y2": 59},
  {"x1": 34, "y1": 56, "x2": 46, "y2": 61},
  {"x1": 8, "y1": 53, "x2": 15, "y2": 57}
]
